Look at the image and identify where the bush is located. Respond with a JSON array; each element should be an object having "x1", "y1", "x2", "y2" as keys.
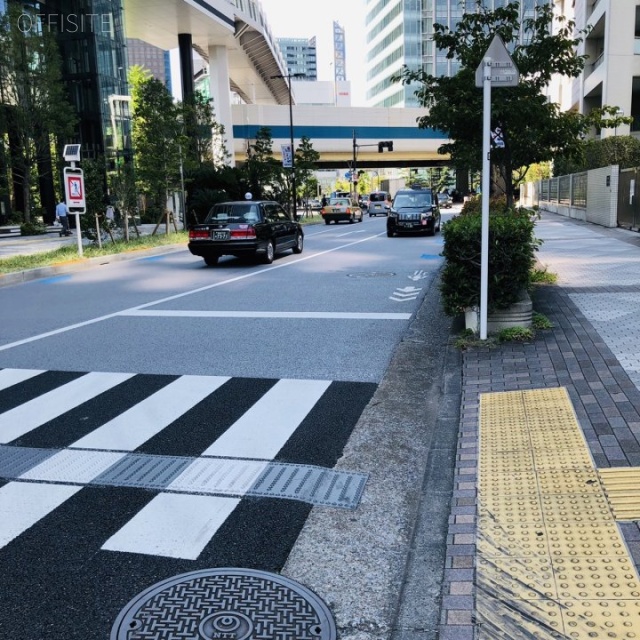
[
  {"x1": 460, "y1": 195, "x2": 511, "y2": 216},
  {"x1": 440, "y1": 208, "x2": 540, "y2": 316},
  {"x1": 20, "y1": 221, "x2": 47, "y2": 236}
]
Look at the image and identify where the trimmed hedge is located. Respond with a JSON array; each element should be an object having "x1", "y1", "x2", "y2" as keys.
[{"x1": 440, "y1": 208, "x2": 539, "y2": 316}]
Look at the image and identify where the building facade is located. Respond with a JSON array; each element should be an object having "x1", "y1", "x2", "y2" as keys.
[
  {"x1": 126, "y1": 38, "x2": 171, "y2": 92},
  {"x1": 276, "y1": 36, "x2": 317, "y2": 80},
  {"x1": 572, "y1": 0, "x2": 640, "y2": 137},
  {"x1": 364, "y1": 0, "x2": 549, "y2": 108},
  {"x1": 0, "y1": 0, "x2": 129, "y2": 220}
]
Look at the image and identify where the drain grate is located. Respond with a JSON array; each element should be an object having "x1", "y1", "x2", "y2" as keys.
[
  {"x1": 110, "y1": 568, "x2": 337, "y2": 640},
  {"x1": 0, "y1": 445, "x2": 368, "y2": 509}
]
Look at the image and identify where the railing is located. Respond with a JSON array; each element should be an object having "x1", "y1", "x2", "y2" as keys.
[{"x1": 539, "y1": 173, "x2": 587, "y2": 208}]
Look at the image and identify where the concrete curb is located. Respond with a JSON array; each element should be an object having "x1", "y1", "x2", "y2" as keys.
[
  {"x1": 0, "y1": 243, "x2": 186, "y2": 288},
  {"x1": 283, "y1": 268, "x2": 459, "y2": 640}
]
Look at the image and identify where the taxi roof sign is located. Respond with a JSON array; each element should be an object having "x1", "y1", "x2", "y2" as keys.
[{"x1": 475, "y1": 35, "x2": 519, "y2": 88}]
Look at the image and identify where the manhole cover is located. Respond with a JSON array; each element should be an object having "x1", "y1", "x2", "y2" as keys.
[
  {"x1": 347, "y1": 271, "x2": 396, "y2": 278},
  {"x1": 111, "y1": 568, "x2": 337, "y2": 640}
]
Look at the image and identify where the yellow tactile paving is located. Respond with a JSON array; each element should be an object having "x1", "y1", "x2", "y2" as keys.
[
  {"x1": 599, "y1": 468, "x2": 640, "y2": 521},
  {"x1": 477, "y1": 387, "x2": 640, "y2": 639}
]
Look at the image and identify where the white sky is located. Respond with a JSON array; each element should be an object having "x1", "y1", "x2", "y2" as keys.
[{"x1": 257, "y1": 0, "x2": 368, "y2": 105}]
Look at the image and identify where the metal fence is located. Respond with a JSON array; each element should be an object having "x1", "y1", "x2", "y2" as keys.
[{"x1": 538, "y1": 172, "x2": 587, "y2": 208}]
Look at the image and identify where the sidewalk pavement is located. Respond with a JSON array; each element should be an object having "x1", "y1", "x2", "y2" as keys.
[{"x1": 436, "y1": 211, "x2": 640, "y2": 639}]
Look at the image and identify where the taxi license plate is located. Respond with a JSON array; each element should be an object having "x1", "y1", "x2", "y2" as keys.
[{"x1": 213, "y1": 230, "x2": 229, "y2": 240}]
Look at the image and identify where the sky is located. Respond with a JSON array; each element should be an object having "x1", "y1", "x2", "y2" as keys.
[{"x1": 257, "y1": 0, "x2": 368, "y2": 105}]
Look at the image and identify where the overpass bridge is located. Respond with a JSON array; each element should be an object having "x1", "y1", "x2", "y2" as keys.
[{"x1": 232, "y1": 104, "x2": 451, "y2": 168}]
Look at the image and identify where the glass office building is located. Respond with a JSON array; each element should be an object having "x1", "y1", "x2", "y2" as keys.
[
  {"x1": 0, "y1": 0, "x2": 129, "y2": 219},
  {"x1": 365, "y1": 0, "x2": 547, "y2": 108}
]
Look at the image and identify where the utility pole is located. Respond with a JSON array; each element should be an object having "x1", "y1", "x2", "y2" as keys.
[
  {"x1": 270, "y1": 72, "x2": 305, "y2": 218},
  {"x1": 352, "y1": 130, "x2": 357, "y2": 199}
]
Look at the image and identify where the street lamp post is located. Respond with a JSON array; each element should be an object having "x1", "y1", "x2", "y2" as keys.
[{"x1": 271, "y1": 72, "x2": 305, "y2": 218}]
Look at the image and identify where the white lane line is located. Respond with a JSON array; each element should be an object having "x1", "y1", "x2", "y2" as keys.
[
  {"x1": 0, "y1": 375, "x2": 229, "y2": 550},
  {"x1": 102, "y1": 493, "x2": 240, "y2": 560},
  {"x1": 0, "y1": 482, "x2": 82, "y2": 549},
  {"x1": 0, "y1": 232, "x2": 385, "y2": 353},
  {"x1": 121, "y1": 310, "x2": 411, "y2": 320},
  {"x1": 102, "y1": 378, "x2": 331, "y2": 559},
  {"x1": 73, "y1": 375, "x2": 229, "y2": 451},
  {"x1": 0, "y1": 368, "x2": 44, "y2": 391},
  {"x1": 0, "y1": 372, "x2": 135, "y2": 443}
]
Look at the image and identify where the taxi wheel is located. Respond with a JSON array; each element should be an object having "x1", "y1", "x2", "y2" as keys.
[{"x1": 262, "y1": 240, "x2": 275, "y2": 264}]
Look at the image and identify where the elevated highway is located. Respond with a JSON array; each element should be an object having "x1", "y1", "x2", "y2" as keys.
[{"x1": 232, "y1": 104, "x2": 451, "y2": 168}]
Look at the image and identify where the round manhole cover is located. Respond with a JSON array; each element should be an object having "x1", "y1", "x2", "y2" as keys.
[{"x1": 111, "y1": 568, "x2": 336, "y2": 640}]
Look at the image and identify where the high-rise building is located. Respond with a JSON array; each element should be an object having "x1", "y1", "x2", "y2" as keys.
[
  {"x1": 364, "y1": 0, "x2": 548, "y2": 108},
  {"x1": 276, "y1": 36, "x2": 317, "y2": 80},
  {"x1": 126, "y1": 38, "x2": 172, "y2": 93},
  {"x1": 570, "y1": 0, "x2": 639, "y2": 137},
  {"x1": 333, "y1": 21, "x2": 346, "y2": 82},
  {"x1": 0, "y1": 0, "x2": 129, "y2": 219}
]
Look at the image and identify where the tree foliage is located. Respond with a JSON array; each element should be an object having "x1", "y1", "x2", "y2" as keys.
[
  {"x1": 295, "y1": 136, "x2": 320, "y2": 200},
  {"x1": 179, "y1": 91, "x2": 230, "y2": 169},
  {"x1": 130, "y1": 66, "x2": 184, "y2": 218},
  {"x1": 554, "y1": 136, "x2": 640, "y2": 175},
  {"x1": 394, "y1": 0, "x2": 597, "y2": 205}
]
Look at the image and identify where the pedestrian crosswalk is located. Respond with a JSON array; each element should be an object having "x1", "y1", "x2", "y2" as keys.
[{"x1": 0, "y1": 367, "x2": 376, "y2": 561}]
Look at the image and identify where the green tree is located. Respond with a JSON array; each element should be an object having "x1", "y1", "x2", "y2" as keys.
[
  {"x1": 0, "y1": 5, "x2": 76, "y2": 221},
  {"x1": 109, "y1": 162, "x2": 140, "y2": 240},
  {"x1": 241, "y1": 127, "x2": 281, "y2": 200},
  {"x1": 394, "y1": 0, "x2": 598, "y2": 206},
  {"x1": 179, "y1": 91, "x2": 230, "y2": 170},
  {"x1": 76, "y1": 156, "x2": 107, "y2": 240},
  {"x1": 130, "y1": 66, "x2": 183, "y2": 220}
]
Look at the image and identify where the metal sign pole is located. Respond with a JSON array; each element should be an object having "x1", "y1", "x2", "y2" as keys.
[
  {"x1": 70, "y1": 160, "x2": 83, "y2": 257},
  {"x1": 475, "y1": 35, "x2": 518, "y2": 340},
  {"x1": 480, "y1": 58, "x2": 491, "y2": 340}
]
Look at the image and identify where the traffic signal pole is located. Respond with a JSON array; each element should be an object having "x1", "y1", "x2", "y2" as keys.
[{"x1": 352, "y1": 132, "x2": 394, "y2": 197}]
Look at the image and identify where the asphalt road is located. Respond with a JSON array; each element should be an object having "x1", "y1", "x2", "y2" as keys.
[{"x1": 0, "y1": 212, "x2": 456, "y2": 639}]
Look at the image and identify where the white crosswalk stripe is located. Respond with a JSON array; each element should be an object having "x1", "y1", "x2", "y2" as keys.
[
  {"x1": 0, "y1": 369, "x2": 337, "y2": 560},
  {"x1": 0, "y1": 368, "x2": 44, "y2": 391},
  {"x1": 101, "y1": 378, "x2": 331, "y2": 559},
  {"x1": 0, "y1": 371, "x2": 135, "y2": 443}
]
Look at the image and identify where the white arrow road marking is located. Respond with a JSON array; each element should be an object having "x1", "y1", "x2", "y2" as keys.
[
  {"x1": 408, "y1": 270, "x2": 429, "y2": 281},
  {"x1": 389, "y1": 286, "x2": 422, "y2": 302}
]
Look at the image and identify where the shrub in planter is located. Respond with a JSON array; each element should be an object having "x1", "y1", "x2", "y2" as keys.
[{"x1": 440, "y1": 208, "x2": 539, "y2": 317}]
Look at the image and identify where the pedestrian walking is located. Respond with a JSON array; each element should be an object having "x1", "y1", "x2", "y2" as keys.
[{"x1": 56, "y1": 200, "x2": 71, "y2": 236}]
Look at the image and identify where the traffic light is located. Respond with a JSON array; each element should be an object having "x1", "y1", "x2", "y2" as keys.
[{"x1": 378, "y1": 141, "x2": 393, "y2": 153}]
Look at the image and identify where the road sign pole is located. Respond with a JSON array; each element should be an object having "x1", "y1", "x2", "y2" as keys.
[
  {"x1": 70, "y1": 161, "x2": 83, "y2": 257},
  {"x1": 474, "y1": 35, "x2": 518, "y2": 340},
  {"x1": 480, "y1": 57, "x2": 492, "y2": 340}
]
